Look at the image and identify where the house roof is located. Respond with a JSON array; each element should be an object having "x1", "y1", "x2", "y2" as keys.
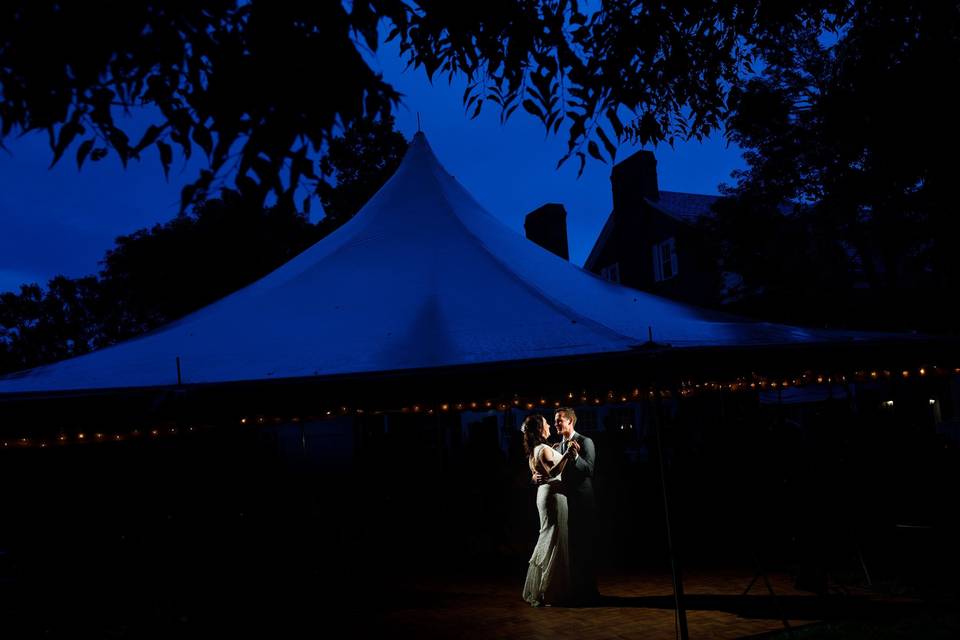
[
  {"x1": 584, "y1": 191, "x2": 720, "y2": 271},
  {"x1": 0, "y1": 134, "x2": 896, "y2": 395},
  {"x1": 647, "y1": 191, "x2": 721, "y2": 225},
  {"x1": 583, "y1": 207, "x2": 616, "y2": 272}
]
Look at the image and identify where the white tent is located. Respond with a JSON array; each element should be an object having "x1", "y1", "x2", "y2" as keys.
[{"x1": 0, "y1": 133, "x2": 889, "y2": 395}]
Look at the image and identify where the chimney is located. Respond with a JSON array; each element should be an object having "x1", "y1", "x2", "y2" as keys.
[
  {"x1": 610, "y1": 149, "x2": 659, "y2": 213},
  {"x1": 524, "y1": 203, "x2": 570, "y2": 260}
]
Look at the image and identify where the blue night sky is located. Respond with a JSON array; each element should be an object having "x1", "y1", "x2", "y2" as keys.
[{"x1": 0, "y1": 38, "x2": 745, "y2": 294}]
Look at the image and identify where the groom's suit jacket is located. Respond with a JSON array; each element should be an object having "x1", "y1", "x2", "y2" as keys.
[
  {"x1": 558, "y1": 432, "x2": 596, "y2": 507},
  {"x1": 559, "y1": 431, "x2": 598, "y2": 599}
]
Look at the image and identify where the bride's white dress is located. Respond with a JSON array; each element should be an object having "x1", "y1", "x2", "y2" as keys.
[{"x1": 522, "y1": 444, "x2": 571, "y2": 606}]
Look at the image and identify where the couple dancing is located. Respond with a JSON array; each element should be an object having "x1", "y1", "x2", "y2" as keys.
[{"x1": 522, "y1": 407, "x2": 598, "y2": 607}]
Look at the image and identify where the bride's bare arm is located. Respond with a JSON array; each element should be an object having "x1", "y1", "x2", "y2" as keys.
[{"x1": 538, "y1": 446, "x2": 573, "y2": 479}]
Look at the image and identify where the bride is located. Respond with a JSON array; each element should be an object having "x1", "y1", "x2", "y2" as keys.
[{"x1": 521, "y1": 414, "x2": 575, "y2": 606}]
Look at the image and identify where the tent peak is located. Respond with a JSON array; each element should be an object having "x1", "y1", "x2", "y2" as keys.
[{"x1": 410, "y1": 130, "x2": 429, "y2": 146}]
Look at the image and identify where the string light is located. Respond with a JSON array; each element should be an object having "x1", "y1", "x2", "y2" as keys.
[{"x1": 7, "y1": 364, "x2": 956, "y2": 449}]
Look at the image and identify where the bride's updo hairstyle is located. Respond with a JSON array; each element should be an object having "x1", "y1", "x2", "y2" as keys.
[{"x1": 521, "y1": 414, "x2": 548, "y2": 458}]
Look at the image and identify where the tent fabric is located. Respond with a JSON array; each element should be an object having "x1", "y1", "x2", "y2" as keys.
[{"x1": 0, "y1": 133, "x2": 890, "y2": 394}]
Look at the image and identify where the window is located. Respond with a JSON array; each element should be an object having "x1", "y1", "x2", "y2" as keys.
[
  {"x1": 600, "y1": 262, "x2": 620, "y2": 283},
  {"x1": 652, "y1": 237, "x2": 678, "y2": 282}
]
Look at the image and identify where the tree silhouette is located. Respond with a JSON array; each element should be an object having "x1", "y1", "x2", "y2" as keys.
[
  {"x1": 0, "y1": 276, "x2": 101, "y2": 372},
  {"x1": 1, "y1": 1, "x2": 850, "y2": 210},
  {"x1": 706, "y1": 2, "x2": 960, "y2": 333},
  {"x1": 317, "y1": 115, "x2": 408, "y2": 223}
]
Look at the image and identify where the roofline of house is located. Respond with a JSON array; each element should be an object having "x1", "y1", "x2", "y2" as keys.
[{"x1": 583, "y1": 209, "x2": 615, "y2": 271}]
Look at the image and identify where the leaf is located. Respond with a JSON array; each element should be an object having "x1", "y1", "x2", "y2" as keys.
[
  {"x1": 607, "y1": 108, "x2": 624, "y2": 139},
  {"x1": 302, "y1": 197, "x2": 311, "y2": 215},
  {"x1": 522, "y1": 99, "x2": 544, "y2": 119},
  {"x1": 587, "y1": 140, "x2": 605, "y2": 163},
  {"x1": 596, "y1": 126, "x2": 616, "y2": 161},
  {"x1": 76, "y1": 139, "x2": 94, "y2": 169},
  {"x1": 50, "y1": 122, "x2": 84, "y2": 169},
  {"x1": 135, "y1": 125, "x2": 163, "y2": 153},
  {"x1": 501, "y1": 101, "x2": 520, "y2": 124},
  {"x1": 552, "y1": 115, "x2": 563, "y2": 135},
  {"x1": 157, "y1": 141, "x2": 172, "y2": 179},
  {"x1": 108, "y1": 128, "x2": 131, "y2": 168}
]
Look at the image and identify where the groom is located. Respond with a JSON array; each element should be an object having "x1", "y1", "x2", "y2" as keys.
[{"x1": 535, "y1": 407, "x2": 598, "y2": 604}]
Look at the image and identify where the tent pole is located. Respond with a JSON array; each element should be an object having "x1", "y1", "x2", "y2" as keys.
[{"x1": 652, "y1": 390, "x2": 689, "y2": 640}]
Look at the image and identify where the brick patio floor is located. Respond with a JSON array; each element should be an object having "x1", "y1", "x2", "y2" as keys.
[
  {"x1": 354, "y1": 568, "x2": 920, "y2": 639},
  {"x1": 1, "y1": 561, "x2": 928, "y2": 638}
]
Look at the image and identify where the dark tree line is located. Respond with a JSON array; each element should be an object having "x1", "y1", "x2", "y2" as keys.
[
  {"x1": 0, "y1": 117, "x2": 406, "y2": 374},
  {"x1": 702, "y1": 1, "x2": 960, "y2": 334}
]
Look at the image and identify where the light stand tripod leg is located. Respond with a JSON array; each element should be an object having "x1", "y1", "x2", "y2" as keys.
[
  {"x1": 652, "y1": 393, "x2": 689, "y2": 640},
  {"x1": 754, "y1": 548, "x2": 793, "y2": 634}
]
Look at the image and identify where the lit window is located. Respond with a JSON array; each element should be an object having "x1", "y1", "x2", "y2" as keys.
[
  {"x1": 600, "y1": 262, "x2": 620, "y2": 283},
  {"x1": 652, "y1": 237, "x2": 678, "y2": 282}
]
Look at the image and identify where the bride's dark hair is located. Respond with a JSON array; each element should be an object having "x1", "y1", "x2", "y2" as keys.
[{"x1": 521, "y1": 414, "x2": 548, "y2": 458}]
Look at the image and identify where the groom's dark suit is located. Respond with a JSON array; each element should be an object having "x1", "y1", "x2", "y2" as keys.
[{"x1": 559, "y1": 432, "x2": 598, "y2": 602}]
